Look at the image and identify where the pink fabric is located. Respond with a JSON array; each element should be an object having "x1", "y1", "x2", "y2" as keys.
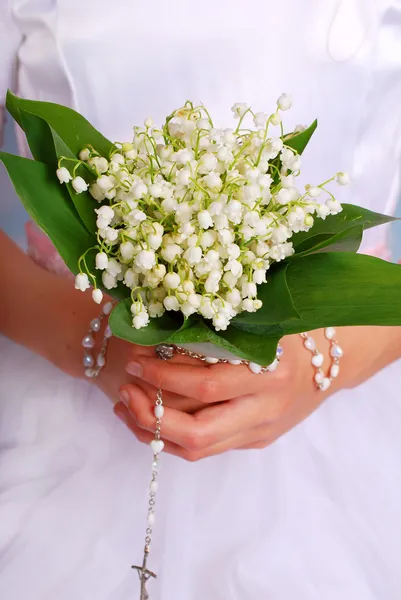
[{"x1": 25, "y1": 221, "x2": 72, "y2": 278}]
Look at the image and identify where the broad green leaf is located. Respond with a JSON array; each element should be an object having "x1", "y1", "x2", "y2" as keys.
[
  {"x1": 231, "y1": 264, "x2": 300, "y2": 330},
  {"x1": 284, "y1": 252, "x2": 401, "y2": 330},
  {"x1": 51, "y1": 129, "x2": 97, "y2": 233},
  {"x1": 19, "y1": 110, "x2": 58, "y2": 168},
  {"x1": 0, "y1": 151, "x2": 127, "y2": 300},
  {"x1": 0, "y1": 152, "x2": 94, "y2": 272},
  {"x1": 6, "y1": 97, "x2": 97, "y2": 234},
  {"x1": 292, "y1": 225, "x2": 363, "y2": 259},
  {"x1": 292, "y1": 204, "x2": 397, "y2": 254},
  {"x1": 284, "y1": 120, "x2": 318, "y2": 155},
  {"x1": 6, "y1": 90, "x2": 113, "y2": 157}
]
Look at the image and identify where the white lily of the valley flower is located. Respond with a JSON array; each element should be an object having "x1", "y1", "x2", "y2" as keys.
[
  {"x1": 89, "y1": 183, "x2": 105, "y2": 202},
  {"x1": 72, "y1": 176, "x2": 88, "y2": 194},
  {"x1": 164, "y1": 272, "x2": 181, "y2": 290},
  {"x1": 336, "y1": 171, "x2": 350, "y2": 185},
  {"x1": 254, "y1": 112, "x2": 269, "y2": 128},
  {"x1": 72, "y1": 98, "x2": 344, "y2": 333},
  {"x1": 102, "y1": 271, "x2": 117, "y2": 290},
  {"x1": 88, "y1": 156, "x2": 108, "y2": 173},
  {"x1": 163, "y1": 296, "x2": 180, "y2": 311},
  {"x1": 198, "y1": 210, "x2": 214, "y2": 229},
  {"x1": 277, "y1": 93, "x2": 293, "y2": 111},
  {"x1": 95, "y1": 252, "x2": 109, "y2": 270},
  {"x1": 231, "y1": 102, "x2": 249, "y2": 118},
  {"x1": 75, "y1": 273, "x2": 90, "y2": 292},
  {"x1": 120, "y1": 241, "x2": 136, "y2": 261},
  {"x1": 269, "y1": 113, "x2": 281, "y2": 126},
  {"x1": 133, "y1": 309, "x2": 150, "y2": 329},
  {"x1": 136, "y1": 249, "x2": 156, "y2": 271},
  {"x1": 56, "y1": 167, "x2": 72, "y2": 183},
  {"x1": 79, "y1": 148, "x2": 91, "y2": 161}
]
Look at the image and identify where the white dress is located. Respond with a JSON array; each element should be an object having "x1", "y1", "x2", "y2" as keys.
[{"x1": 1, "y1": 1, "x2": 401, "y2": 598}]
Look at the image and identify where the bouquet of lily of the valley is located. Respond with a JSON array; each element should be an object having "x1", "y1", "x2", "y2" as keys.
[{"x1": 2, "y1": 91, "x2": 401, "y2": 366}]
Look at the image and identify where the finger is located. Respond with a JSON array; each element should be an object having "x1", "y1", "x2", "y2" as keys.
[
  {"x1": 133, "y1": 379, "x2": 205, "y2": 414},
  {"x1": 125, "y1": 356, "x2": 284, "y2": 403},
  {"x1": 128, "y1": 344, "x2": 204, "y2": 367},
  {"x1": 119, "y1": 383, "x2": 267, "y2": 450},
  {"x1": 114, "y1": 401, "x2": 256, "y2": 461}
]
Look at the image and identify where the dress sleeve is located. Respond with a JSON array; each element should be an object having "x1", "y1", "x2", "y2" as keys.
[{"x1": 0, "y1": 0, "x2": 23, "y2": 146}]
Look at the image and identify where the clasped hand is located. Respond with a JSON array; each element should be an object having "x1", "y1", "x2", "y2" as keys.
[{"x1": 109, "y1": 329, "x2": 355, "y2": 461}]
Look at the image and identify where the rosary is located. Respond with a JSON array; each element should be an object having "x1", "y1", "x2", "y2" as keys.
[{"x1": 82, "y1": 310, "x2": 343, "y2": 600}]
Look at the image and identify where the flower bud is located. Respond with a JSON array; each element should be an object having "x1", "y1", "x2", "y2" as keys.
[
  {"x1": 79, "y1": 148, "x2": 91, "y2": 161},
  {"x1": 92, "y1": 288, "x2": 103, "y2": 304},
  {"x1": 164, "y1": 272, "x2": 181, "y2": 290}
]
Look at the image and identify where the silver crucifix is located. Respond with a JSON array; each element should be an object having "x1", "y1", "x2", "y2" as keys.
[{"x1": 132, "y1": 552, "x2": 157, "y2": 600}]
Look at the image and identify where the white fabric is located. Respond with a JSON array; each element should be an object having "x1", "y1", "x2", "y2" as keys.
[{"x1": 1, "y1": 0, "x2": 401, "y2": 598}]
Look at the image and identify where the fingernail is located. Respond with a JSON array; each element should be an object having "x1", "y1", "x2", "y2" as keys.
[
  {"x1": 115, "y1": 407, "x2": 127, "y2": 424},
  {"x1": 126, "y1": 361, "x2": 143, "y2": 377},
  {"x1": 119, "y1": 390, "x2": 130, "y2": 406}
]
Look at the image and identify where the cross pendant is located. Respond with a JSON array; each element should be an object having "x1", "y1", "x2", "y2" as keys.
[{"x1": 132, "y1": 553, "x2": 157, "y2": 600}]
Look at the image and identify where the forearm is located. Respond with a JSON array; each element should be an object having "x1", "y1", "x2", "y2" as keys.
[
  {"x1": 338, "y1": 324, "x2": 401, "y2": 389},
  {"x1": 0, "y1": 230, "x2": 97, "y2": 377}
]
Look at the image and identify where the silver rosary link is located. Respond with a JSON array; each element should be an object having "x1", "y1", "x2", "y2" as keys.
[{"x1": 132, "y1": 388, "x2": 164, "y2": 600}]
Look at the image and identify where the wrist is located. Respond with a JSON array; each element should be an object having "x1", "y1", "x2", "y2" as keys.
[
  {"x1": 339, "y1": 325, "x2": 401, "y2": 389},
  {"x1": 36, "y1": 271, "x2": 101, "y2": 378}
]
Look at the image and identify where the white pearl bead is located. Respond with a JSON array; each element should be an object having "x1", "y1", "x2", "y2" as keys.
[
  {"x1": 249, "y1": 362, "x2": 262, "y2": 374},
  {"x1": 152, "y1": 459, "x2": 159, "y2": 472},
  {"x1": 83, "y1": 353, "x2": 94, "y2": 367},
  {"x1": 228, "y1": 359, "x2": 242, "y2": 366},
  {"x1": 304, "y1": 337, "x2": 316, "y2": 351},
  {"x1": 314, "y1": 371, "x2": 324, "y2": 384},
  {"x1": 320, "y1": 377, "x2": 331, "y2": 391},
  {"x1": 154, "y1": 405, "x2": 164, "y2": 419},
  {"x1": 150, "y1": 439, "x2": 164, "y2": 454},
  {"x1": 104, "y1": 325, "x2": 112, "y2": 339},
  {"x1": 205, "y1": 356, "x2": 219, "y2": 364},
  {"x1": 150, "y1": 480, "x2": 158, "y2": 493},
  {"x1": 85, "y1": 368, "x2": 96, "y2": 378},
  {"x1": 90, "y1": 318, "x2": 101, "y2": 332},
  {"x1": 147, "y1": 512, "x2": 155, "y2": 526},
  {"x1": 96, "y1": 354, "x2": 106, "y2": 367},
  {"x1": 266, "y1": 359, "x2": 279, "y2": 372},
  {"x1": 82, "y1": 335, "x2": 95, "y2": 349},
  {"x1": 330, "y1": 344, "x2": 343, "y2": 359},
  {"x1": 330, "y1": 364, "x2": 340, "y2": 378},
  {"x1": 325, "y1": 327, "x2": 336, "y2": 340},
  {"x1": 103, "y1": 301, "x2": 113, "y2": 315},
  {"x1": 311, "y1": 353, "x2": 324, "y2": 368}
]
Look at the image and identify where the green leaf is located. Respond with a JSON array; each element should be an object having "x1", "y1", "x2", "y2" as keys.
[
  {"x1": 231, "y1": 264, "x2": 300, "y2": 330},
  {"x1": 0, "y1": 151, "x2": 127, "y2": 300},
  {"x1": 51, "y1": 129, "x2": 97, "y2": 233},
  {"x1": 284, "y1": 120, "x2": 318, "y2": 155},
  {"x1": 109, "y1": 306, "x2": 281, "y2": 365},
  {"x1": 292, "y1": 224, "x2": 363, "y2": 258},
  {"x1": 284, "y1": 252, "x2": 401, "y2": 329},
  {"x1": 0, "y1": 151, "x2": 94, "y2": 272},
  {"x1": 292, "y1": 204, "x2": 397, "y2": 255},
  {"x1": 6, "y1": 90, "x2": 113, "y2": 157},
  {"x1": 19, "y1": 110, "x2": 58, "y2": 168}
]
